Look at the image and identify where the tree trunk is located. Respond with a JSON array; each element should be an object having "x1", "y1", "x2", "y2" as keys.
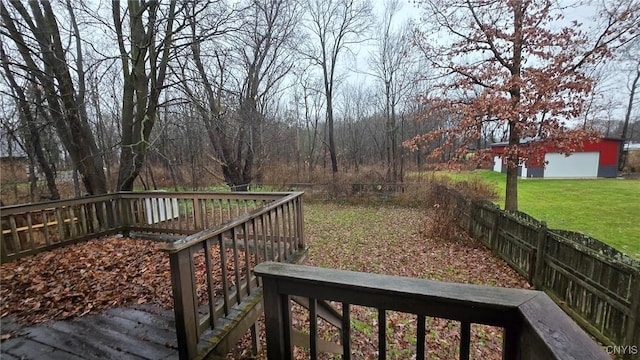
[
  {"x1": 505, "y1": 119, "x2": 521, "y2": 210},
  {"x1": 619, "y1": 66, "x2": 639, "y2": 171},
  {"x1": 505, "y1": 0, "x2": 523, "y2": 212},
  {"x1": 0, "y1": 44, "x2": 60, "y2": 200}
]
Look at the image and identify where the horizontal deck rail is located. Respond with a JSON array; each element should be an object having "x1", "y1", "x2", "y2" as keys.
[{"x1": 254, "y1": 262, "x2": 610, "y2": 360}]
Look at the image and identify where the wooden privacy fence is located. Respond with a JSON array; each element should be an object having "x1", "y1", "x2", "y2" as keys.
[
  {"x1": 0, "y1": 191, "x2": 285, "y2": 263},
  {"x1": 442, "y1": 186, "x2": 640, "y2": 355}
]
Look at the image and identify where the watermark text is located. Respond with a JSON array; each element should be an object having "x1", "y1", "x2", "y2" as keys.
[{"x1": 604, "y1": 345, "x2": 638, "y2": 356}]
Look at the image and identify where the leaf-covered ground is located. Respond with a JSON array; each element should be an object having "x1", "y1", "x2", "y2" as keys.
[
  {"x1": 0, "y1": 203, "x2": 529, "y2": 359},
  {"x1": 230, "y1": 203, "x2": 530, "y2": 359}
]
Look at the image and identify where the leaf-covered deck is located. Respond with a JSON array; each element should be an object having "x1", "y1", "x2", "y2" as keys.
[{"x1": 1, "y1": 305, "x2": 179, "y2": 360}]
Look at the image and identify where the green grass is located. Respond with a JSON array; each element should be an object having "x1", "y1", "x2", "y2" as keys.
[{"x1": 459, "y1": 170, "x2": 640, "y2": 259}]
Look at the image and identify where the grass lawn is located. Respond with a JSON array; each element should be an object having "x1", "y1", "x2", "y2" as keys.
[{"x1": 460, "y1": 170, "x2": 640, "y2": 259}]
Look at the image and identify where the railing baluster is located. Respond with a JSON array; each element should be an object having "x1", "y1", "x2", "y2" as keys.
[
  {"x1": 55, "y1": 208, "x2": 64, "y2": 241},
  {"x1": 26, "y1": 212, "x2": 34, "y2": 251},
  {"x1": 261, "y1": 214, "x2": 268, "y2": 264},
  {"x1": 252, "y1": 218, "x2": 260, "y2": 265},
  {"x1": 204, "y1": 239, "x2": 216, "y2": 329},
  {"x1": 378, "y1": 309, "x2": 386, "y2": 360},
  {"x1": 285, "y1": 203, "x2": 292, "y2": 258},
  {"x1": 68, "y1": 206, "x2": 77, "y2": 238},
  {"x1": 296, "y1": 195, "x2": 305, "y2": 250},
  {"x1": 41, "y1": 210, "x2": 51, "y2": 246},
  {"x1": 342, "y1": 303, "x2": 351, "y2": 360},
  {"x1": 220, "y1": 232, "x2": 231, "y2": 315},
  {"x1": 459, "y1": 321, "x2": 470, "y2": 360},
  {"x1": 8, "y1": 215, "x2": 20, "y2": 251},
  {"x1": 416, "y1": 315, "x2": 426, "y2": 360},
  {"x1": 204, "y1": 199, "x2": 216, "y2": 228},
  {"x1": 79, "y1": 204, "x2": 88, "y2": 235},
  {"x1": 232, "y1": 227, "x2": 242, "y2": 304},
  {"x1": 274, "y1": 207, "x2": 281, "y2": 261},
  {"x1": 269, "y1": 212, "x2": 276, "y2": 261},
  {"x1": 244, "y1": 221, "x2": 253, "y2": 294},
  {"x1": 310, "y1": 297, "x2": 318, "y2": 360}
]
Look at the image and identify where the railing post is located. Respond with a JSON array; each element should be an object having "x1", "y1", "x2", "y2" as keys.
[
  {"x1": 119, "y1": 195, "x2": 132, "y2": 237},
  {"x1": 533, "y1": 222, "x2": 547, "y2": 290},
  {"x1": 502, "y1": 325, "x2": 521, "y2": 360},
  {"x1": 169, "y1": 248, "x2": 198, "y2": 360},
  {"x1": 261, "y1": 277, "x2": 292, "y2": 360},
  {"x1": 466, "y1": 199, "x2": 475, "y2": 236}
]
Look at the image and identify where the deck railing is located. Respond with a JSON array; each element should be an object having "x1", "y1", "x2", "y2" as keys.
[
  {"x1": 0, "y1": 191, "x2": 286, "y2": 263},
  {"x1": 1, "y1": 194, "x2": 122, "y2": 262},
  {"x1": 163, "y1": 192, "x2": 306, "y2": 359},
  {"x1": 1, "y1": 191, "x2": 307, "y2": 360},
  {"x1": 254, "y1": 262, "x2": 610, "y2": 360}
]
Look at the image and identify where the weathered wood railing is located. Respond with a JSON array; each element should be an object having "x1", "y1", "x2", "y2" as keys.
[
  {"x1": 1, "y1": 191, "x2": 307, "y2": 359},
  {"x1": 0, "y1": 192, "x2": 284, "y2": 263},
  {"x1": 254, "y1": 262, "x2": 609, "y2": 360},
  {"x1": 163, "y1": 192, "x2": 306, "y2": 359},
  {"x1": 444, "y1": 186, "x2": 640, "y2": 357},
  {"x1": 1, "y1": 194, "x2": 122, "y2": 262}
]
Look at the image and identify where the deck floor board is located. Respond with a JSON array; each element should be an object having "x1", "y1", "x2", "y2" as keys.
[{"x1": 0, "y1": 306, "x2": 179, "y2": 360}]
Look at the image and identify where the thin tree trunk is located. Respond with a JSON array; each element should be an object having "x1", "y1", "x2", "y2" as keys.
[{"x1": 619, "y1": 66, "x2": 639, "y2": 171}]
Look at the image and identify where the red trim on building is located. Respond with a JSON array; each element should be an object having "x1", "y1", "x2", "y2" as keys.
[{"x1": 490, "y1": 137, "x2": 621, "y2": 176}]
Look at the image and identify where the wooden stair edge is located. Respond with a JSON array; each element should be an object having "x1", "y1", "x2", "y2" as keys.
[{"x1": 194, "y1": 289, "x2": 264, "y2": 360}]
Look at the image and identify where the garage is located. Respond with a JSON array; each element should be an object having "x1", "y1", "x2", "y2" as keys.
[{"x1": 544, "y1": 152, "x2": 599, "y2": 178}]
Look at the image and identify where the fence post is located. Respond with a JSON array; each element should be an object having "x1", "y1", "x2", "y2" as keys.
[
  {"x1": 624, "y1": 271, "x2": 640, "y2": 360},
  {"x1": 533, "y1": 222, "x2": 548, "y2": 290},
  {"x1": 489, "y1": 208, "x2": 501, "y2": 255},
  {"x1": 466, "y1": 199, "x2": 475, "y2": 236}
]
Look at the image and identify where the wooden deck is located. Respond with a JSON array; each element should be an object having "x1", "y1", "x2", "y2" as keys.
[{"x1": 0, "y1": 305, "x2": 180, "y2": 360}]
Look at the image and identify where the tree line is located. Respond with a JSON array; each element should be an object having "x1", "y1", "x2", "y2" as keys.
[{"x1": 0, "y1": 0, "x2": 638, "y2": 210}]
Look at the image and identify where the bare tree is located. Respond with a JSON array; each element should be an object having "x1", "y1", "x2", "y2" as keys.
[
  {"x1": 184, "y1": 0, "x2": 301, "y2": 190},
  {"x1": 112, "y1": 0, "x2": 187, "y2": 191},
  {"x1": 0, "y1": 41, "x2": 60, "y2": 200},
  {"x1": 619, "y1": 40, "x2": 640, "y2": 170},
  {"x1": 302, "y1": 0, "x2": 372, "y2": 175},
  {"x1": 368, "y1": 0, "x2": 418, "y2": 182},
  {"x1": 1, "y1": 0, "x2": 107, "y2": 195}
]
